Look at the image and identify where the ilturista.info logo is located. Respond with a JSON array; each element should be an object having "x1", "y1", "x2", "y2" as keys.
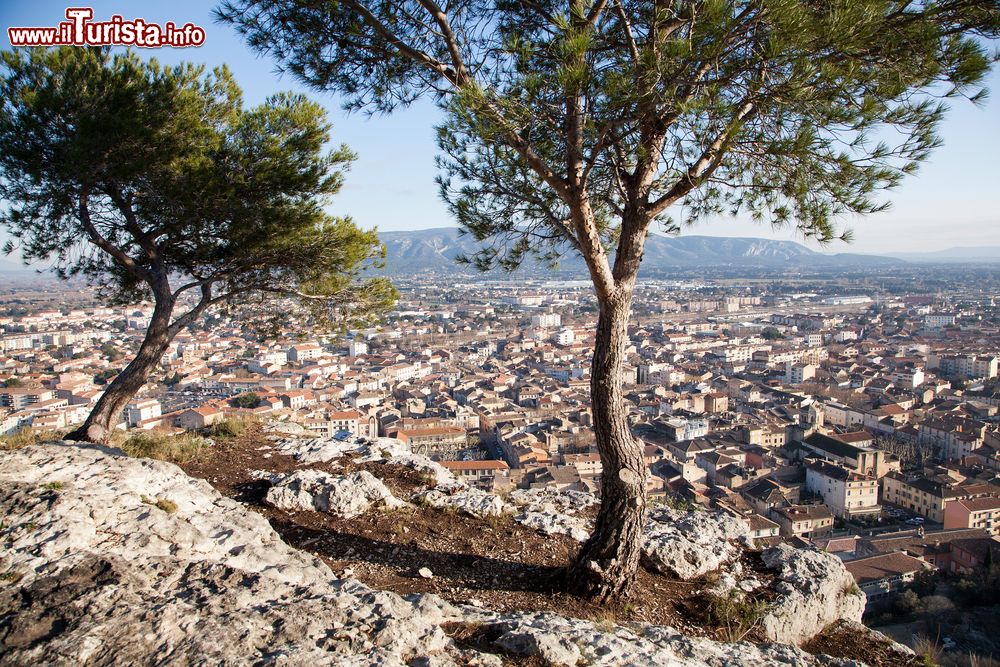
[{"x1": 7, "y1": 8, "x2": 206, "y2": 48}]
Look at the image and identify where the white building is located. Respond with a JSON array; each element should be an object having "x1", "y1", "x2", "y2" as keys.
[
  {"x1": 126, "y1": 399, "x2": 162, "y2": 427},
  {"x1": 924, "y1": 313, "x2": 956, "y2": 329},
  {"x1": 891, "y1": 367, "x2": 925, "y2": 389},
  {"x1": 786, "y1": 362, "x2": 816, "y2": 385},
  {"x1": 531, "y1": 313, "x2": 561, "y2": 328},
  {"x1": 805, "y1": 459, "x2": 880, "y2": 519},
  {"x1": 287, "y1": 343, "x2": 323, "y2": 362},
  {"x1": 349, "y1": 339, "x2": 368, "y2": 356},
  {"x1": 553, "y1": 328, "x2": 575, "y2": 346}
]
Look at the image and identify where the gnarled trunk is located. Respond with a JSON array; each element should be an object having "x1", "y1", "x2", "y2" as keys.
[
  {"x1": 568, "y1": 286, "x2": 647, "y2": 602},
  {"x1": 66, "y1": 296, "x2": 176, "y2": 444}
]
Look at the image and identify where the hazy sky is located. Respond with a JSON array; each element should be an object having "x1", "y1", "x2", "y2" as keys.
[{"x1": 2, "y1": 0, "x2": 999, "y2": 255}]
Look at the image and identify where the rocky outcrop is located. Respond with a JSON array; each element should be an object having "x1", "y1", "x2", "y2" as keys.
[
  {"x1": 0, "y1": 443, "x2": 453, "y2": 666},
  {"x1": 505, "y1": 487, "x2": 596, "y2": 542},
  {"x1": 1, "y1": 443, "x2": 875, "y2": 666},
  {"x1": 641, "y1": 506, "x2": 750, "y2": 580},
  {"x1": 467, "y1": 614, "x2": 855, "y2": 667},
  {"x1": 264, "y1": 468, "x2": 406, "y2": 518},
  {"x1": 413, "y1": 483, "x2": 504, "y2": 518},
  {"x1": 274, "y1": 435, "x2": 456, "y2": 485},
  {"x1": 760, "y1": 544, "x2": 866, "y2": 646}
]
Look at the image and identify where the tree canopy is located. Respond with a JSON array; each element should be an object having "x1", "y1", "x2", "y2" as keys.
[
  {"x1": 219, "y1": 0, "x2": 1000, "y2": 600},
  {"x1": 0, "y1": 47, "x2": 396, "y2": 442},
  {"x1": 0, "y1": 47, "x2": 394, "y2": 335},
  {"x1": 220, "y1": 0, "x2": 999, "y2": 279}
]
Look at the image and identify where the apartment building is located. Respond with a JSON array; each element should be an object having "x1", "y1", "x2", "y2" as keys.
[
  {"x1": 805, "y1": 459, "x2": 880, "y2": 519},
  {"x1": 801, "y1": 431, "x2": 889, "y2": 478},
  {"x1": 945, "y1": 497, "x2": 1000, "y2": 535},
  {"x1": 0, "y1": 387, "x2": 54, "y2": 410},
  {"x1": 882, "y1": 473, "x2": 998, "y2": 523},
  {"x1": 771, "y1": 504, "x2": 835, "y2": 538}
]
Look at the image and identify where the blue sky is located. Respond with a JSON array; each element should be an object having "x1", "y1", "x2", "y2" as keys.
[{"x1": 2, "y1": 0, "x2": 999, "y2": 255}]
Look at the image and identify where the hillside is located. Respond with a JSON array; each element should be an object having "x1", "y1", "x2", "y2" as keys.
[
  {"x1": 376, "y1": 228, "x2": 903, "y2": 276},
  {"x1": 0, "y1": 434, "x2": 917, "y2": 666}
]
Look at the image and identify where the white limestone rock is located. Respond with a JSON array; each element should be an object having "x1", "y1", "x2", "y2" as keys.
[
  {"x1": 383, "y1": 453, "x2": 456, "y2": 487},
  {"x1": 641, "y1": 507, "x2": 751, "y2": 580},
  {"x1": 759, "y1": 544, "x2": 866, "y2": 646},
  {"x1": 272, "y1": 435, "x2": 359, "y2": 464},
  {"x1": 263, "y1": 421, "x2": 313, "y2": 436},
  {"x1": 0, "y1": 442, "x2": 897, "y2": 667},
  {"x1": 479, "y1": 613, "x2": 859, "y2": 667},
  {"x1": 274, "y1": 435, "x2": 457, "y2": 486},
  {"x1": 505, "y1": 487, "x2": 597, "y2": 515},
  {"x1": 496, "y1": 627, "x2": 582, "y2": 666},
  {"x1": 265, "y1": 469, "x2": 406, "y2": 518},
  {"x1": 505, "y1": 487, "x2": 596, "y2": 542},
  {"x1": 513, "y1": 511, "x2": 592, "y2": 543},
  {"x1": 0, "y1": 443, "x2": 458, "y2": 666},
  {"x1": 413, "y1": 484, "x2": 504, "y2": 518}
]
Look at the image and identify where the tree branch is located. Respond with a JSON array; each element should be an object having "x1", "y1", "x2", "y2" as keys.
[
  {"x1": 77, "y1": 189, "x2": 154, "y2": 286},
  {"x1": 647, "y1": 99, "x2": 757, "y2": 218}
]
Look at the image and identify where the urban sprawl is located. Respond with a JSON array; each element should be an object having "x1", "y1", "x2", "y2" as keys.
[{"x1": 3, "y1": 266, "x2": 1000, "y2": 617}]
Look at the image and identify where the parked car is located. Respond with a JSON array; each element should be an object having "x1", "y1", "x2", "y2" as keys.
[{"x1": 905, "y1": 517, "x2": 925, "y2": 525}]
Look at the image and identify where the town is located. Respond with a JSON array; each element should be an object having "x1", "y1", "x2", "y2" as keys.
[{"x1": 3, "y1": 262, "x2": 1000, "y2": 634}]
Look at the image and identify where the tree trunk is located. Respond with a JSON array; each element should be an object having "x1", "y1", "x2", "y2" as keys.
[
  {"x1": 567, "y1": 285, "x2": 647, "y2": 602},
  {"x1": 65, "y1": 296, "x2": 176, "y2": 444}
]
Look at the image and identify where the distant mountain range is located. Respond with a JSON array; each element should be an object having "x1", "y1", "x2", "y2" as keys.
[
  {"x1": 3, "y1": 229, "x2": 995, "y2": 280},
  {"x1": 376, "y1": 227, "x2": 904, "y2": 275}
]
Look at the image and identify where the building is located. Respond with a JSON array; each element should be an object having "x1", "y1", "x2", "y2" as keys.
[
  {"x1": 805, "y1": 459, "x2": 880, "y2": 519},
  {"x1": 660, "y1": 417, "x2": 710, "y2": 444},
  {"x1": 744, "y1": 514, "x2": 781, "y2": 542},
  {"x1": 175, "y1": 406, "x2": 224, "y2": 430},
  {"x1": 801, "y1": 431, "x2": 889, "y2": 478},
  {"x1": 126, "y1": 399, "x2": 161, "y2": 427},
  {"x1": 933, "y1": 354, "x2": 998, "y2": 379},
  {"x1": 948, "y1": 537, "x2": 1000, "y2": 574},
  {"x1": 553, "y1": 328, "x2": 575, "y2": 346},
  {"x1": 530, "y1": 313, "x2": 561, "y2": 328},
  {"x1": 944, "y1": 497, "x2": 1000, "y2": 535},
  {"x1": 771, "y1": 504, "x2": 834, "y2": 538},
  {"x1": 882, "y1": 473, "x2": 998, "y2": 523},
  {"x1": 396, "y1": 426, "x2": 468, "y2": 459},
  {"x1": 349, "y1": 339, "x2": 368, "y2": 356},
  {"x1": 440, "y1": 459, "x2": 511, "y2": 489},
  {"x1": 786, "y1": 362, "x2": 816, "y2": 385},
  {"x1": 846, "y1": 553, "x2": 932, "y2": 606},
  {"x1": 0, "y1": 388, "x2": 54, "y2": 410},
  {"x1": 288, "y1": 343, "x2": 323, "y2": 362},
  {"x1": 923, "y1": 313, "x2": 956, "y2": 329}
]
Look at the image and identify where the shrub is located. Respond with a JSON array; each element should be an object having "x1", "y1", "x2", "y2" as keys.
[
  {"x1": 141, "y1": 495, "x2": 178, "y2": 514},
  {"x1": 0, "y1": 570, "x2": 23, "y2": 584},
  {"x1": 207, "y1": 416, "x2": 257, "y2": 438},
  {"x1": 231, "y1": 392, "x2": 261, "y2": 409},
  {"x1": 120, "y1": 431, "x2": 210, "y2": 463},
  {"x1": 655, "y1": 495, "x2": 699, "y2": 512},
  {"x1": 0, "y1": 428, "x2": 66, "y2": 451},
  {"x1": 706, "y1": 590, "x2": 771, "y2": 643},
  {"x1": 913, "y1": 635, "x2": 942, "y2": 667}
]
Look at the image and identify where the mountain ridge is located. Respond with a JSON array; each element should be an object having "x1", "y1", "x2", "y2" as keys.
[{"x1": 376, "y1": 227, "x2": 904, "y2": 275}]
